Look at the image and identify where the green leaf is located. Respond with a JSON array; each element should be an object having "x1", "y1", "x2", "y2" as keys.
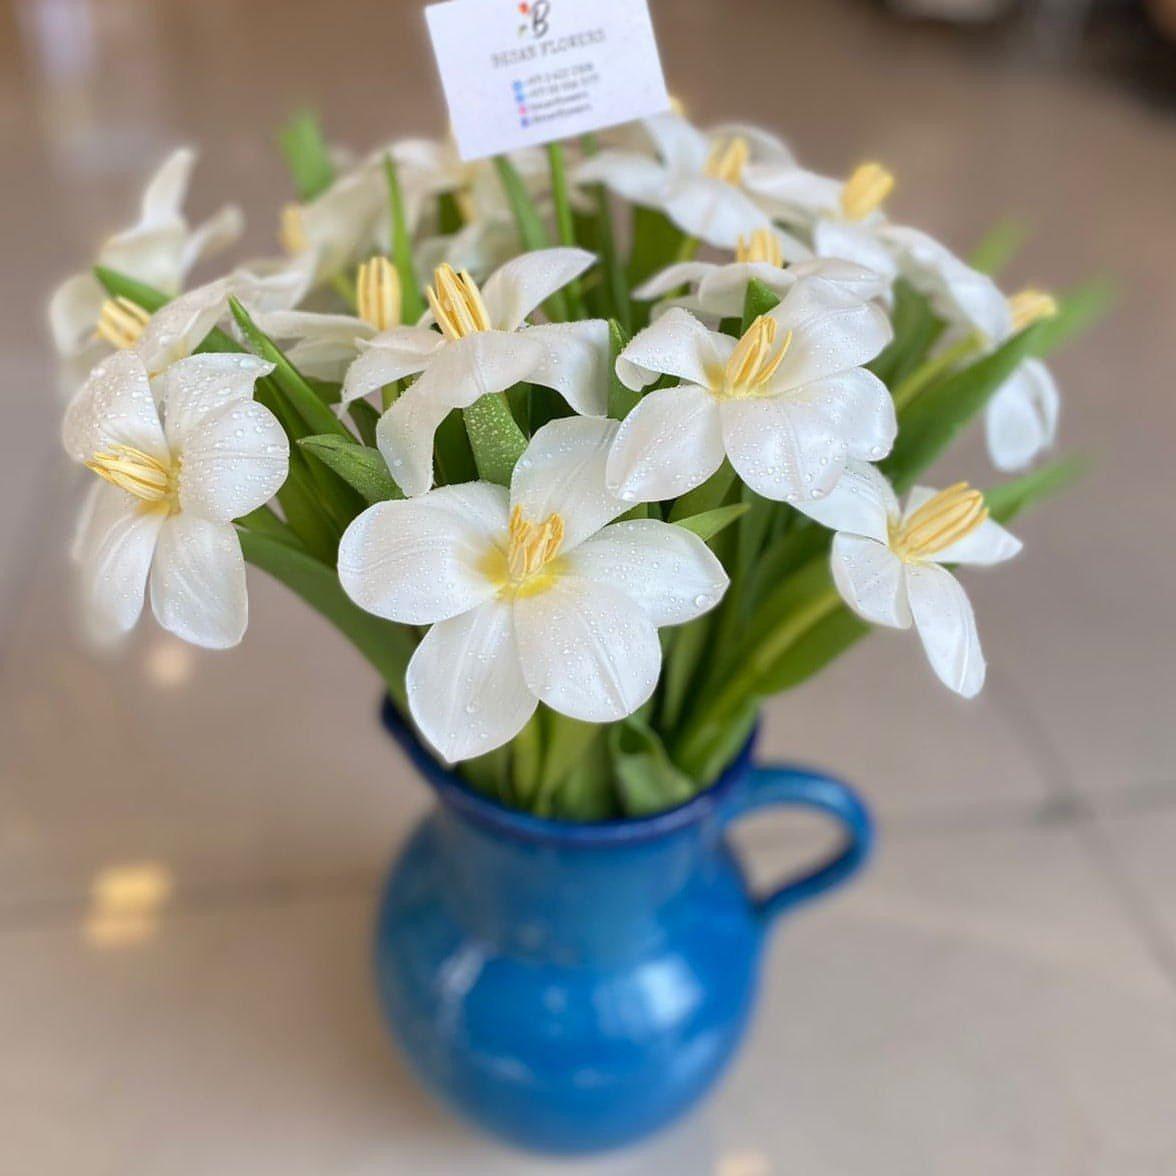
[
  {"x1": 229, "y1": 298, "x2": 351, "y2": 439},
  {"x1": 626, "y1": 204, "x2": 686, "y2": 295},
  {"x1": 870, "y1": 279, "x2": 942, "y2": 387},
  {"x1": 1029, "y1": 279, "x2": 1115, "y2": 356},
  {"x1": 741, "y1": 278, "x2": 781, "y2": 329},
  {"x1": 463, "y1": 393, "x2": 528, "y2": 485},
  {"x1": 382, "y1": 155, "x2": 425, "y2": 324},
  {"x1": 985, "y1": 454, "x2": 1089, "y2": 524},
  {"x1": 238, "y1": 530, "x2": 416, "y2": 708},
  {"x1": 884, "y1": 323, "x2": 1043, "y2": 493},
  {"x1": 673, "y1": 501, "x2": 749, "y2": 541},
  {"x1": 494, "y1": 155, "x2": 568, "y2": 322},
  {"x1": 94, "y1": 266, "x2": 169, "y2": 313},
  {"x1": 348, "y1": 399, "x2": 381, "y2": 447},
  {"x1": 434, "y1": 410, "x2": 479, "y2": 486},
  {"x1": 969, "y1": 217, "x2": 1028, "y2": 276},
  {"x1": 298, "y1": 435, "x2": 402, "y2": 504},
  {"x1": 437, "y1": 191, "x2": 465, "y2": 236},
  {"x1": 668, "y1": 461, "x2": 737, "y2": 522},
  {"x1": 277, "y1": 111, "x2": 335, "y2": 202},
  {"x1": 237, "y1": 505, "x2": 303, "y2": 550},
  {"x1": 610, "y1": 716, "x2": 697, "y2": 817}
]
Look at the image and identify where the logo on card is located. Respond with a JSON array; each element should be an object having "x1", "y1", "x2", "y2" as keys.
[{"x1": 517, "y1": 0, "x2": 551, "y2": 38}]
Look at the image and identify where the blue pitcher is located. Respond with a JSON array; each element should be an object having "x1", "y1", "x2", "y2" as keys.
[{"x1": 375, "y1": 699, "x2": 873, "y2": 1155}]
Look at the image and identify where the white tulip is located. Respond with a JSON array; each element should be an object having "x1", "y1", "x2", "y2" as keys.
[
  {"x1": 342, "y1": 248, "x2": 610, "y2": 497},
  {"x1": 608, "y1": 277, "x2": 895, "y2": 504},
  {"x1": 337, "y1": 416, "x2": 729, "y2": 761},
  {"x1": 633, "y1": 227, "x2": 888, "y2": 320},
  {"x1": 62, "y1": 350, "x2": 288, "y2": 649},
  {"x1": 804, "y1": 461, "x2": 1022, "y2": 697},
  {"x1": 575, "y1": 115, "x2": 799, "y2": 249},
  {"x1": 48, "y1": 148, "x2": 243, "y2": 391}
]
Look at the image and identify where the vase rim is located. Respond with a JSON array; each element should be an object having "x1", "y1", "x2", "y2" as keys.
[{"x1": 380, "y1": 696, "x2": 757, "y2": 846}]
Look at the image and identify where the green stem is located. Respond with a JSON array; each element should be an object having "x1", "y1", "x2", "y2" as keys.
[
  {"x1": 546, "y1": 142, "x2": 586, "y2": 319},
  {"x1": 383, "y1": 155, "x2": 424, "y2": 324},
  {"x1": 331, "y1": 272, "x2": 357, "y2": 310}
]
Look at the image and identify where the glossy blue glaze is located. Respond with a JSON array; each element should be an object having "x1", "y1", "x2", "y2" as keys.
[{"x1": 375, "y1": 700, "x2": 874, "y2": 1155}]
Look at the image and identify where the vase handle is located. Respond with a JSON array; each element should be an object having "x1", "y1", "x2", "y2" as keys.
[{"x1": 722, "y1": 763, "x2": 874, "y2": 924}]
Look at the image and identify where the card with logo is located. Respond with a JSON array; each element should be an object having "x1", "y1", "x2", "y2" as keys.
[{"x1": 425, "y1": 0, "x2": 670, "y2": 161}]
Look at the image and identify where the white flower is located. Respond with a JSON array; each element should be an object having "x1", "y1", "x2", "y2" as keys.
[
  {"x1": 342, "y1": 248, "x2": 610, "y2": 497},
  {"x1": 633, "y1": 227, "x2": 888, "y2": 320},
  {"x1": 607, "y1": 277, "x2": 895, "y2": 504},
  {"x1": 804, "y1": 461, "x2": 1021, "y2": 697},
  {"x1": 985, "y1": 357, "x2": 1059, "y2": 472},
  {"x1": 337, "y1": 416, "x2": 729, "y2": 761},
  {"x1": 575, "y1": 115, "x2": 796, "y2": 249},
  {"x1": 62, "y1": 350, "x2": 288, "y2": 649},
  {"x1": 254, "y1": 255, "x2": 404, "y2": 381},
  {"x1": 48, "y1": 148, "x2": 243, "y2": 387},
  {"x1": 744, "y1": 161, "x2": 901, "y2": 289}
]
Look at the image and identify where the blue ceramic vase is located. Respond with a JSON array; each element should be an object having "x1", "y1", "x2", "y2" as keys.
[{"x1": 375, "y1": 700, "x2": 873, "y2": 1155}]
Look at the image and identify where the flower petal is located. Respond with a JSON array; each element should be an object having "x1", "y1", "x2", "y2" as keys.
[
  {"x1": 62, "y1": 350, "x2": 166, "y2": 464},
  {"x1": 812, "y1": 220, "x2": 898, "y2": 286},
  {"x1": 933, "y1": 516, "x2": 1022, "y2": 567},
  {"x1": 481, "y1": 247, "x2": 596, "y2": 332},
  {"x1": 337, "y1": 484, "x2": 507, "y2": 624},
  {"x1": 511, "y1": 416, "x2": 627, "y2": 550},
  {"x1": 48, "y1": 272, "x2": 106, "y2": 356},
  {"x1": 137, "y1": 147, "x2": 195, "y2": 226},
  {"x1": 905, "y1": 562, "x2": 986, "y2": 697},
  {"x1": 662, "y1": 177, "x2": 771, "y2": 250},
  {"x1": 406, "y1": 599, "x2": 536, "y2": 763},
  {"x1": 156, "y1": 353, "x2": 275, "y2": 449},
  {"x1": 985, "y1": 359, "x2": 1059, "y2": 472},
  {"x1": 605, "y1": 383, "x2": 724, "y2": 502},
  {"x1": 73, "y1": 483, "x2": 163, "y2": 641},
  {"x1": 769, "y1": 277, "x2": 893, "y2": 388},
  {"x1": 339, "y1": 327, "x2": 443, "y2": 407},
  {"x1": 178, "y1": 399, "x2": 289, "y2": 522},
  {"x1": 515, "y1": 576, "x2": 662, "y2": 722},
  {"x1": 615, "y1": 306, "x2": 727, "y2": 391},
  {"x1": 795, "y1": 367, "x2": 897, "y2": 461},
  {"x1": 573, "y1": 150, "x2": 668, "y2": 206},
  {"x1": 880, "y1": 225, "x2": 1010, "y2": 342},
  {"x1": 135, "y1": 279, "x2": 233, "y2": 375},
  {"x1": 178, "y1": 205, "x2": 245, "y2": 275},
  {"x1": 375, "y1": 383, "x2": 455, "y2": 498},
  {"x1": 149, "y1": 514, "x2": 248, "y2": 648},
  {"x1": 567, "y1": 519, "x2": 729, "y2": 626},
  {"x1": 644, "y1": 114, "x2": 711, "y2": 177},
  {"x1": 518, "y1": 320, "x2": 609, "y2": 416},
  {"x1": 257, "y1": 310, "x2": 374, "y2": 382},
  {"x1": 742, "y1": 165, "x2": 842, "y2": 223},
  {"x1": 99, "y1": 224, "x2": 189, "y2": 295},
  {"x1": 720, "y1": 395, "x2": 847, "y2": 502},
  {"x1": 632, "y1": 261, "x2": 718, "y2": 301},
  {"x1": 830, "y1": 533, "x2": 911, "y2": 629},
  {"x1": 796, "y1": 459, "x2": 896, "y2": 542}
]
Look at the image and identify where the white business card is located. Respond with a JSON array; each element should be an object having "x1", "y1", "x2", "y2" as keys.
[{"x1": 425, "y1": 0, "x2": 670, "y2": 161}]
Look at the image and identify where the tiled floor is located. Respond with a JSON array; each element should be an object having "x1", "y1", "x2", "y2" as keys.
[{"x1": 1, "y1": 0, "x2": 1175, "y2": 1171}]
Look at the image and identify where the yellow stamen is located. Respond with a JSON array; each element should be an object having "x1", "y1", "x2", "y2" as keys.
[
  {"x1": 705, "y1": 136, "x2": 750, "y2": 185},
  {"x1": 426, "y1": 263, "x2": 493, "y2": 341},
  {"x1": 280, "y1": 203, "x2": 308, "y2": 254},
  {"x1": 505, "y1": 505, "x2": 565, "y2": 585},
  {"x1": 841, "y1": 162, "x2": 895, "y2": 222},
  {"x1": 1008, "y1": 288, "x2": 1058, "y2": 333},
  {"x1": 95, "y1": 297, "x2": 150, "y2": 350},
  {"x1": 356, "y1": 256, "x2": 402, "y2": 332},
  {"x1": 453, "y1": 187, "x2": 477, "y2": 225},
  {"x1": 735, "y1": 228, "x2": 784, "y2": 268},
  {"x1": 668, "y1": 95, "x2": 688, "y2": 118},
  {"x1": 721, "y1": 315, "x2": 791, "y2": 398},
  {"x1": 85, "y1": 445, "x2": 176, "y2": 507},
  {"x1": 891, "y1": 482, "x2": 988, "y2": 562}
]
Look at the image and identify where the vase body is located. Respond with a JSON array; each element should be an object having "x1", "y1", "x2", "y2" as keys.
[{"x1": 375, "y1": 701, "x2": 873, "y2": 1154}]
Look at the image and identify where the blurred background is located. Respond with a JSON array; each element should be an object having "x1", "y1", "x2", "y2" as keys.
[{"x1": 2, "y1": 0, "x2": 1175, "y2": 1172}]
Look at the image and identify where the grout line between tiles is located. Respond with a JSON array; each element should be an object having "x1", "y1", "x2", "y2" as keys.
[{"x1": 987, "y1": 667, "x2": 1176, "y2": 995}]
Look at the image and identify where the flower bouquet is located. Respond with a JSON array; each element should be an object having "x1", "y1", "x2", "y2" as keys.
[{"x1": 52, "y1": 111, "x2": 1102, "y2": 1151}]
